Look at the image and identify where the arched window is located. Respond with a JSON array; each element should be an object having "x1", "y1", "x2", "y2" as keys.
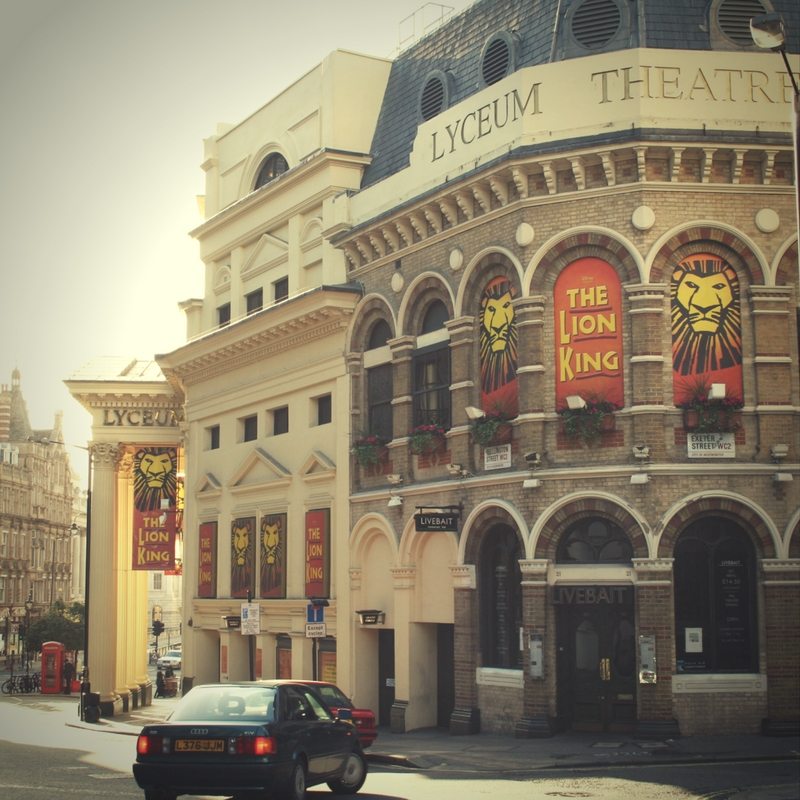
[
  {"x1": 254, "y1": 152, "x2": 288, "y2": 190},
  {"x1": 674, "y1": 518, "x2": 758, "y2": 673},
  {"x1": 479, "y1": 526, "x2": 522, "y2": 669},
  {"x1": 413, "y1": 300, "x2": 451, "y2": 429},
  {"x1": 366, "y1": 320, "x2": 393, "y2": 442},
  {"x1": 557, "y1": 518, "x2": 632, "y2": 563}
]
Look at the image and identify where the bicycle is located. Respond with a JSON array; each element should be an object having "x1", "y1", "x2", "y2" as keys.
[{"x1": 1, "y1": 672, "x2": 40, "y2": 694}]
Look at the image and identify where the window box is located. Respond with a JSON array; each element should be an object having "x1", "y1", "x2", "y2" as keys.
[
  {"x1": 558, "y1": 400, "x2": 619, "y2": 444},
  {"x1": 351, "y1": 435, "x2": 388, "y2": 467},
  {"x1": 409, "y1": 424, "x2": 446, "y2": 455}
]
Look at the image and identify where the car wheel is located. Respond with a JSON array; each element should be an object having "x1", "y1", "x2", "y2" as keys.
[
  {"x1": 327, "y1": 751, "x2": 367, "y2": 794},
  {"x1": 282, "y1": 759, "x2": 307, "y2": 800}
]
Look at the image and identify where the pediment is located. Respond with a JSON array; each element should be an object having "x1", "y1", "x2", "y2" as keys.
[
  {"x1": 229, "y1": 447, "x2": 291, "y2": 493},
  {"x1": 241, "y1": 232, "x2": 288, "y2": 278},
  {"x1": 301, "y1": 450, "x2": 336, "y2": 483},
  {"x1": 195, "y1": 472, "x2": 222, "y2": 497}
]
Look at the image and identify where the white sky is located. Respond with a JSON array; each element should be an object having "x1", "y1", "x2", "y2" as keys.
[{"x1": 0, "y1": 0, "x2": 475, "y2": 486}]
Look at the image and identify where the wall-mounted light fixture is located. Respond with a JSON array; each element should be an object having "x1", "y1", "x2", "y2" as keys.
[
  {"x1": 386, "y1": 473, "x2": 403, "y2": 485},
  {"x1": 773, "y1": 472, "x2": 794, "y2": 483},
  {"x1": 523, "y1": 477, "x2": 541, "y2": 489},
  {"x1": 387, "y1": 493, "x2": 403, "y2": 508},
  {"x1": 465, "y1": 405, "x2": 485, "y2": 420},
  {"x1": 565, "y1": 395, "x2": 586, "y2": 410},
  {"x1": 630, "y1": 473, "x2": 650, "y2": 485},
  {"x1": 524, "y1": 451, "x2": 541, "y2": 468},
  {"x1": 708, "y1": 383, "x2": 726, "y2": 401},
  {"x1": 770, "y1": 444, "x2": 789, "y2": 463},
  {"x1": 355, "y1": 609, "x2": 385, "y2": 625},
  {"x1": 447, "y1": 463, "x2": 470, "y2": 477}
]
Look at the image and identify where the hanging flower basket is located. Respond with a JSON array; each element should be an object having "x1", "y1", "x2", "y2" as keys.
[
  {"x1": 471, "y1": 413, "x2": 513, "y2": 447},
  {"x1": 351, "y1": 435, "x2": 388, "y2": 467},
  {"x1": 558, "y1": 400, "x2": 620, "y2": 445},
  {"x1": 409, "y1": 423, "x2": 446, "y2": 455}
]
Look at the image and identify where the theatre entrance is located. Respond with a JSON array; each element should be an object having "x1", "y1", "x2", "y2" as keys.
[{"x1": 555, "y1": 585, "x2": 636, "y2": 732}]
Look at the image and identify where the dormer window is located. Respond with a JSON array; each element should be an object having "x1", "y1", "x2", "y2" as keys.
[
  {"x1": 480, "y1": 32, "x2": 517, "y2": 87},
  {"x1": 254, "y1": 152, "x2": 288, "y2": 190}
]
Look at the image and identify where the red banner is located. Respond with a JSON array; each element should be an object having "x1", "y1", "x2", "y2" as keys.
[
  {"x1": 304, "y1": 509, "x2": 330, "y2": 598},
  {"x1": 554, "y1": 258, "x2": 624, "y2": 410},
  {"x1": 132, "y1": 447, "x2": 178, "y2": 571},
  {"x1": 197, "y1": 521, "x2": 217, "y2": 598}
]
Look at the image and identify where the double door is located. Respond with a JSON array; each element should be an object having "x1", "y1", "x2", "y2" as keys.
[{"x1": 557, "y1": 590, "x2": 637, "y2": 732}]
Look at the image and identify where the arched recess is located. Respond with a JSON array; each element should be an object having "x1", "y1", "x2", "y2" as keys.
[
  {"x1": 347, "y1": 295, "x2": 397, "y2": 354},
  {"x1": 397, "y1": 272, "x2": 455, "y2": 337},
  {"x1": 774, "y1": 239, "x2": 799, "y2": 288},
  {"x1": 299, "y1": 217, "x2": 323, "y2": 244},
  {"x1": 458, "y1": 499, "x2": 530, "y2": 563},
  {"x1": 533, "y1": 496, "x2": 648, "y2": 561},
  {"x1": 657, "y1": 495, "x2": 778, "y2": 559},
  {"x1": 526, "y1": 228, "x2": 642, "y2": 296},
  {"x1": 648, "y1": 222, "x2": 766, "y2": 286},
  {"x1": 399, "y1": 524, "x2": 458, "y2": 624},
  {"x1": 350, "y1": 513, "x2": 400, "y2": 625},
  {"x1": 786, "y1": 513, "x2": 800, "y2": 560},
  {"x1": 242, "y1": 143, "x2": 292, "y2": 197},
  {"x1": 455, "y1": 248, "x2": 523, "y2": 318}
]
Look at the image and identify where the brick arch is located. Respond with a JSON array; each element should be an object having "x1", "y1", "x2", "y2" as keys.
[
  {"x1": 463, "y1": 504, "x2": 525, "y2": 566},
  {"x1": 400, "y1": 274, "x2": 454, "y2": 337},
  {"x1": 461, "y1": 251, "x2": 522, "y2": 309},
  {"x1": 775, "y1": 241, "x2": 799, "y2": 287},
  {"x1": 529, "y1": 232, "x2": 639, "y2": 295},
  {"x1": 657, "y1": 497, "x2": 776, "y2": 559},
  {"x1": 534, "y1": 497, "x2": 647, "y2": 560},
  {"x1": 348, "y1": 295, "x2": 396, "y2": 354},
  {"x1": 788, "y1": 520, "x2": 800, "y2": 559},
  {"x1": 650, "y1": 227, "x2": 763, "y2": 285}
]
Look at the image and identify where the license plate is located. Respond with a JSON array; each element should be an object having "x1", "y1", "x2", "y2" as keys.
[{"x1": 175, "y1": 739, "x2": 225, "y2": 752}]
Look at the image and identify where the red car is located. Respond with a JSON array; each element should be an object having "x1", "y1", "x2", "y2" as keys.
[{"x1": 299, "y1": 681, "x2": 377, "y2": 748}]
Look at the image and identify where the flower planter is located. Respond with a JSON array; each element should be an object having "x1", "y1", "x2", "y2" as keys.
[{"x1": 410, "y1": 434, "x2": 446, "y2": 456}]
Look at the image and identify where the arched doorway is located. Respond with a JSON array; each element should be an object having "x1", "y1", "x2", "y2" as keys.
[{"x1": 554, "y1": 518, "x2": 636, "y2": 731}]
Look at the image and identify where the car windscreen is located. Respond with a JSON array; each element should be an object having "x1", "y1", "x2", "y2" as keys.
[{"x1": 170, "y1": 686, "x2": 277, "y2": 723}]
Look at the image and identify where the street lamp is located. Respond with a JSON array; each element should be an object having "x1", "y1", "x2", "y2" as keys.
[{"x1": 24, "y1": 591, "x2": 33, "y2": 672}]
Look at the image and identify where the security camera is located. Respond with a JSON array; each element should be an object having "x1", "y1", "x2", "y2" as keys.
[{"x1": 524, "y1": 452, "x2": 541, "y2": 467}]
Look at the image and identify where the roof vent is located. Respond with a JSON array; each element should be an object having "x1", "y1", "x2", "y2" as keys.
[
  {"x1": 481, "y1": 32, "x2": 516, "y2": 87},
  {"x1": 571, "y1": 0, "x2": 622, "y2": 50},
  {"x1": 716, "y1": 0, "x2": 770, "y2": 46},
  {"x1": 420, "y1": 72, "x2": 448, "y2": 121}
]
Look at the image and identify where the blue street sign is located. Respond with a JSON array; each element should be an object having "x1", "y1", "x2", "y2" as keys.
[{"x1": 307, "y1": 604, "x2": 324, "y2": 624}]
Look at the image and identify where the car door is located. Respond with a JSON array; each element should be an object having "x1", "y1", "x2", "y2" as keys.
[{"x1": 281, "y1": 686, "x2": 329, "y2": 779}]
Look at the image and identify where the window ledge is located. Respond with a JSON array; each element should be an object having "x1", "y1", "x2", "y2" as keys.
[
  {"x1": 672, "y1": 673, "x2": 766, "y2": 694},
  {"x1": 476, "y1": 667, "x2": 524, "y2": 689}
]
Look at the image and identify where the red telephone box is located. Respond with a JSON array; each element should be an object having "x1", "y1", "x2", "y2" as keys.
[{"x1": 41, "y1": 641, "x2": 65, "y2": 694}]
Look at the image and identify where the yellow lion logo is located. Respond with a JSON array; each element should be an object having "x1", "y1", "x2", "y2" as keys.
[
  {"x1": 671, "y1": 255, "x2": 741, "y2": 377},
  {"x1": 231, "y1": 518, "x2": 254, "y2": 596},
  {"x1": 133, "y1": 448, "x2": 176, "y2": 511},
  {"x1": 260, "y1": 515, "x2": 284, "y2": 596},
  {"x1": 480, "y1": 277, "x2": 518, "y2": 396}
]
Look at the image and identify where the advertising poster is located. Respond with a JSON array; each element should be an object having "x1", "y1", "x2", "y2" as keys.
[
  {"x1": 132, "y1": 447, "x2": 178, "y2": 571},
  {"x1": 231, "y1": 516, "x2": 256, "y2": 598},
  {"x1": 260, "y1": 513, "x2": 287, "y2": 598},
  {"x1": 671, "y1": 253, "x2": 743, "y2": 405},
  {"x1": 304, "y1": 509, "x2": 330, "y2": 598},
  {"x1": 197, "y1": 521, "x2": 217, "y2": 598},
  {"x1": 479, "y1": 275, "x2": 518, "y2": 416},
  {"x1": 553, "y1": 258, "x2": 624, "y2": 410}
]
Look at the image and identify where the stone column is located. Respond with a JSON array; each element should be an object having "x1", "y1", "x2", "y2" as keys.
[
  {"x1": 114, "y1": 450, "x2": 134, "y2": 711},
  {"x1": 446, "y1": 315, "x2": 476, "y2": 467},
  {"x1": 632, "y1": 558, "x2": 680, "y2": 737},
  {"x1": 388, "y1": 336, "x2": 415, "y2": 477},
  {"x1": 516, "y1": 559, "x2": 553, "y2": 737},
  {"x1": 88, "y1": 442, "x2": 123, "y2": 717},
  {"x1": 389, "y1": 567, "x2": 418, "y2": 732},
  {"x1": 449, "y1": 564, "x2": 480, "y2": 734}
]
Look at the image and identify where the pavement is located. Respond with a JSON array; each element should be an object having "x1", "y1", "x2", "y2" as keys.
[{"x1": 2, "y1": 689, "x2": 798, "y2": 799}]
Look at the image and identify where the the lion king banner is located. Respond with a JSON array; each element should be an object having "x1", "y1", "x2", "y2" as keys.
[
  {"x1": 554, "y1": 258, "x2": 624, "y2": 410},
  {"x1": 132, "y1": 446, "x2": 178, "y2": 571},
  {"x1": 197, "y1": 521, "x2": 217, "y2": 598},
  {"x1": 671, "y1": 253, "x2": 743, "y2": 404},
  {"x1": 479, "y1": 275, "x2": 519, "y2": 417},
  {"x1": 260, "y1": 513, "x2": 287, "y2": 598},
  {"x1": 231, "y1": 516, "x2": 256, "y2": 598}
]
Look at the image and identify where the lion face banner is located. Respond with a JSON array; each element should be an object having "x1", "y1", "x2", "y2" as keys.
[
  {"x1": 132, "y1": 446, "x2": 178, "y2": 571},
  {"x1": 260, "y1": 513, "x2": 287, "y2": 598},
  {"x1": 479, "y1": 276, "x2": 519, "y2": 416},
  {"x1": 553, "y1": 258, "x2": 624, "y2": 410},
  {"x1": 231, "y1": 516, "x2": 256, "y2": 598},
  {"x1": 671, "y1": 253, "x2": 743, "y2": 405}
]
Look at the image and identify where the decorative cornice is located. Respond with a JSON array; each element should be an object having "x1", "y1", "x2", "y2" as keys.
[{"x1": 451, "y1": 564, "x2": 476, "y2": 589}]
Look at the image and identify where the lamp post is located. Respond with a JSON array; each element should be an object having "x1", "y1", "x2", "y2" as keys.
[
  {"x1": 750, "y1": 13, "x2": 800, "y2": 331},
  {"x1": 23, "y1": 592, "x2": 33, "y2": 673}
]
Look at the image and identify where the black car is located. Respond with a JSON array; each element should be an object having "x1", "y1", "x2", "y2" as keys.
[{"x1": 132, "y1": 680, "x2": 367, "y2": 800}]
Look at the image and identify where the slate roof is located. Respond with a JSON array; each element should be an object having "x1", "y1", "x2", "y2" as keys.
[{"x1": 362, "y1": 0, "x2": 799, "y2": 188}]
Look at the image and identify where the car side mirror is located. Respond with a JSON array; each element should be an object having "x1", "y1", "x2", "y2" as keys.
[{"x1": 337, "y1": 708, "x2": 353, "y2": 721}]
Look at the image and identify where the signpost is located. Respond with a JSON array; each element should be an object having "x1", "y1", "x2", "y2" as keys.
[{"x1": 242, "y1": 593, "x2": 259, "y2": 680}]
